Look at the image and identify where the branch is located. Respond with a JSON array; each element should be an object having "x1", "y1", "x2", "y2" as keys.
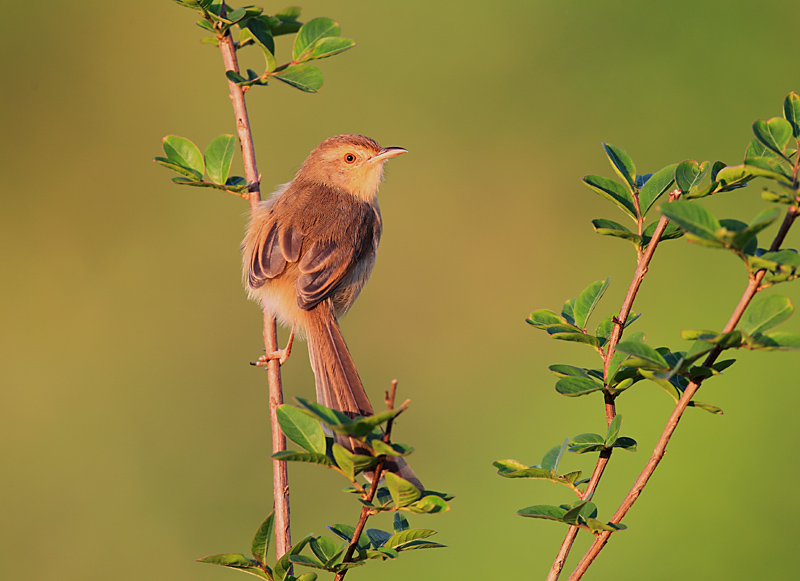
[
  {"x1": 216, "y1": 16, "x2": 292, "y2": 558},
  {"x1": 567, "y1": 203, "x2": 799, "y2": 580},
  {"x1": 546, "y1": 191, "x2": 680, "y2": 581},
  {"x1": 333, "y1": 381, "x2": 400, "y2": 581}
]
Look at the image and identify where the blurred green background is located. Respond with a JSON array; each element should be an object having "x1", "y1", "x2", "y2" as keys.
[{"x1": 3, "y1": 1, "x2": 800, "y2": 579}]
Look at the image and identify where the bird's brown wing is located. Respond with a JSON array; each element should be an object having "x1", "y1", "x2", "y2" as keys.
[
  {"x1": 296, "y1": 206, "x2": 380, "y2": 311},
  {"x1": 246, "y1": 209, "x2": 303, "y2": 289}
]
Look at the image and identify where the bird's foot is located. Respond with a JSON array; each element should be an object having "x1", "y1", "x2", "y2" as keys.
[{"x1": 251, "y1": 329, "x2": 295, "y2": 367}]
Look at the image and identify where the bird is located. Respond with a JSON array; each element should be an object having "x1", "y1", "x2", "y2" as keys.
[{"x1": 241, "y1": 134, "x2": 420, "y2": 487}]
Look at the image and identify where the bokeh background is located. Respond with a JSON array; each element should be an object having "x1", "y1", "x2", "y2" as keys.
[{"x1": 3, "y1": 1, "x2": 800, "y2": 579}]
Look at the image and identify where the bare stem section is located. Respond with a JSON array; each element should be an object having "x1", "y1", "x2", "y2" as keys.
[{"x1": 217, "y1": 22, "x2": 292, "y2": 557}]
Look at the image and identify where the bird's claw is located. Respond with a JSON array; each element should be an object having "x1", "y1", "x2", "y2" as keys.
[{"x1": 250, "y1": 329, "x2": 295, "y2": 367}]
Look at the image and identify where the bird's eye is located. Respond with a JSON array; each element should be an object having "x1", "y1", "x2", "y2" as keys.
[{"x1": 344, "y1": 153, "x2": 356, "y2": 164}]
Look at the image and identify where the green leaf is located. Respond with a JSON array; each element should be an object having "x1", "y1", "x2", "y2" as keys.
[
  {"x1": 245, "y1": 18, "x2": 277, "y2": 72},
  {"x1": 583, "y1": 175, "x2": 637, "y2": 220},
  {"x1": 293, "y1": 17, "x2": 340, "y2": 60},
  {"x1": 642, "y1": 220, "x2": 684, "y2": 247},
  {"x1": 153, "y1": 156, "x2": 202, "y2": 180},
  {"x1": 555, "y1": 376, "x2": 605, "y2": 397},
  {"x1": 784, "y1": 92, "x2": 800, "y2": 139},
  {"x1": 591, "y1": 219, "x2": 643, "y2": 246},
  {"x1": 332, "y1": 444, "x2": 376, "y2": 479},
  {"x1": 274, "y1": 536, "x2": 313, "y2": 581},
  {"x1": 549, "y1": 332, "x2": 601, "y2": 348},
  {"x1": 384, "y1": 472, "x2": 422, "y2": 507},
  {"x1": 327, "y1": 525, "x2": 370, "y2": 551},
  {"x1": 540, "y1": 439, "x2": 569, "y2": 472},
  {"x1": 603, "y1": 143, "x2": 637, "y2": 193},
  {"x1": 251, "y1": 512, "x2": 275, "y2": 563},
  {"x1": 753, "y1": 117, "x2": 793, "y2": 160},
  {"x1": 561, "y1": 298, "x2": 576, "y2": 325},
  {"x1": 747, "y1": 331, "x2": 800, "y2": 350},
  {"x1": 741, "y1": 295, "x2": 793, "y2": 335},
  {"x1": 271, "y1": 450, "x2": 332, "y2": 467},
  {"x1": 562, "y1": 501, "x2": 596, "y2": 525},
  {"x1": 393, "y1": 513, "x2": 409, "y2": 532},
  {"x1": 288, "y1": 555, "x2": 327, "y2": 571},
  {"x1": 605, "y1": 414, "x2": 622, "y2": 447},
  {"x1": 385, "y1": 529, "x2": 437, "y2": 549},
  {"x1": 296, "y1": 574, "x2": 319, "y2": 581},
  {"x1": 406, "y1": 495, "x2": 450, "y2": 514},
  {"x1": 585, "y1": 518, "x2": 627, "y2": 533},
  {"x1": 638, "y1": 163, "x2": 677, "y2": 217},
  {"x1": 273, "y1": 64, "x2": 323, "y2": 92},
  {"x1": 612, "y1": 436, "x2": 637, "y2": 451},
  {"x1": 276, "y1": 6, "x2": 302, "y2": 21},
  {"x1": 745, "y1": 156, "x2": 794, "y2": 182},
  {"x1": 197, "y1": 554, "x2": 267, "y2": 578},
  {"x1": 365, "y1": 529, "x2": 391, "y2": 549},
  {"x1": 614, "y1": 340, "x2": 669, "y2": 369},
  {"x1": 493, "y1": 459, "x2": 529, "y2": 475},
  {"x1": 276, "y1": 406, "x2": 325, "y2": 454},
  {"x1": 306, "y1": 37, "x2": 355, "y2": 61},
  {"x1": 568, "y1": 433, "x2": 605, "y2": 454},
  {"x1": 526, "y1": 309, "x2": 565, "y2": 329},
  {"x1": 295, "y1": 398, "x2": 353, "y2": 428},
  {"x1": 574, "y1": 278, "x2": 610, "y2": 329},
  {"x1": 162, "y1": 135, "x2": 204, "y2": 177},
  {"x1": 394, "y1": 540, "x2": 447, "y2": 551},
  {"x1": 675, "y1": 160, "x2": 709, "y2": 194},
  {"x1": 660, "y1": 200, "x2": 721, "y2": 241},
  {"x1": 517, "y1": 505, "x2": 568, "y2": 521},
  {"x1": 730, "y1": 208, "x2": 780, "y2": 250},
  {"x1": 342, "y1": 409, "x2": 403, "y2": 438},
  {"x1": 310, "y1": 536, "x2": 339, "y2": 563}
]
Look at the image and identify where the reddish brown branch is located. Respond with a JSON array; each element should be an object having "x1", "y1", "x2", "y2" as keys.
[
  {"x1": 567, "y1": 204, "x2": 799, "y2": 580},
  {"x1": 333, "y1": 381, "x2": 400, "y2": 581},
  {"x1": 546, "y1": 191, "x2": 680, "y2": 581},
  {"x1": 216, "y1": 21, "x2": 292, "y2": 558}
]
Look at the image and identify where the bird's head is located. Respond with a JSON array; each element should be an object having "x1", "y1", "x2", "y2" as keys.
[{"x1": 298, "y1": 134, "x2": 406, "y2": 202}]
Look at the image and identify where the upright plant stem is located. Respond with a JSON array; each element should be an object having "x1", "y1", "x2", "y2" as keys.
[
  {"x1": 217, "y1": 23, "x2": 292, "y2": 557},
  {"x1": 546, "y1": 197, "x2": 678, "y2": 581},
  {"x1": 567, "y1": 205, "x2": 799, "y2": 580},
  {"x1": 333, "y1": 381, "x2": 400, "y2": 581}
]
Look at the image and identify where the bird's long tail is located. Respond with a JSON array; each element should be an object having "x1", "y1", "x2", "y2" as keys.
[{"x1": 303, "y1": 302, "x2": 422, "y2": 489}]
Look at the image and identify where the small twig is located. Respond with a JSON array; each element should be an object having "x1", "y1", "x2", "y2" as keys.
[
  {"x1": 333, "y1": 381, "x2": 400, "y2": 581},
  {"x1": 546, "y1": 190, "x2": 680, "y2": 581},
  {"x1": 216, "y1": 10, "x2": 292, "y2": 559},
  {"x1": 567, "y1": 204, "x2": 799, "y2": 580}
]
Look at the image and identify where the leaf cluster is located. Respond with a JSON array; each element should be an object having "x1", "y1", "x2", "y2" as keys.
[
  {"x1": 175, "y1": 2, "x2": 355, "y2": 93},
  {"x1": 502, "y1": 93, "x2": 800, "y2": 549},
  {"x1": 154, "y1": 135, "x2": 249, "y2": 197},
  {"x1": 494, "y1": 436, "x2": 629, "y2": 533},
  {"x1": 275, "y1": 399, "x2": 452, "y2": 515}
]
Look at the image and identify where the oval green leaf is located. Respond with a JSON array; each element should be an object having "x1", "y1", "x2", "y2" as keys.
[
  {"x1": 162, "y1": 135, "x2": 204, "y2": 176},
  {"x1": 273, "y1": 64, "x2": 323, "y2": 92},
  {"x1": 205, "y1": 134, "x2": 237, "y2": 185},
  {"x1": 660, "y1": 200, "x2": 721, "y2": 240},
  {"x1": 741, "y1": 294, "x2": 793, "y2": 335},
  {"x1": 602, "y1": 143, "x2": 637, "y2": 193},
  {"x1": 293, "y1": 17, "x2": 340, "y2": 61}
]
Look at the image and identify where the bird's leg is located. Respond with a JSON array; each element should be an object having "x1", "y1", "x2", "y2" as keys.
[{"x1": 251, "y1": 327, "x2": 295, "y2": 367}]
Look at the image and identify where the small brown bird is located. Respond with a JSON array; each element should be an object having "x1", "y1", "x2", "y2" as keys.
[{"x1": 242, "y1": 134, "x2": 420, "y2": 486}]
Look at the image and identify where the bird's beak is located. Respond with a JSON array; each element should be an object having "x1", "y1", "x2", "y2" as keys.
[{"x1": 371, "y1": 147, "x2": 407, "y2": 163}]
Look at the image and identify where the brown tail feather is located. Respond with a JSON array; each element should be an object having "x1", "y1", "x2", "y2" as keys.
[{"x1": 303, "y1": 302, "x2": 423, "y2": 489}]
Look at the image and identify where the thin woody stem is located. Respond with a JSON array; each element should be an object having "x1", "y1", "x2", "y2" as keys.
[
  {"x1": 216, "y1": 16, "x2": 292, "y2": 558},
  {"x1": 546, "y1": 192, "x2": 679, "y2": 581},
  {"x1": 333, "y1": 381, "x2": 400, "y2": 581},
  {"x1": 568, "y1": 204, "x2": 799, "y2": 580}
]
